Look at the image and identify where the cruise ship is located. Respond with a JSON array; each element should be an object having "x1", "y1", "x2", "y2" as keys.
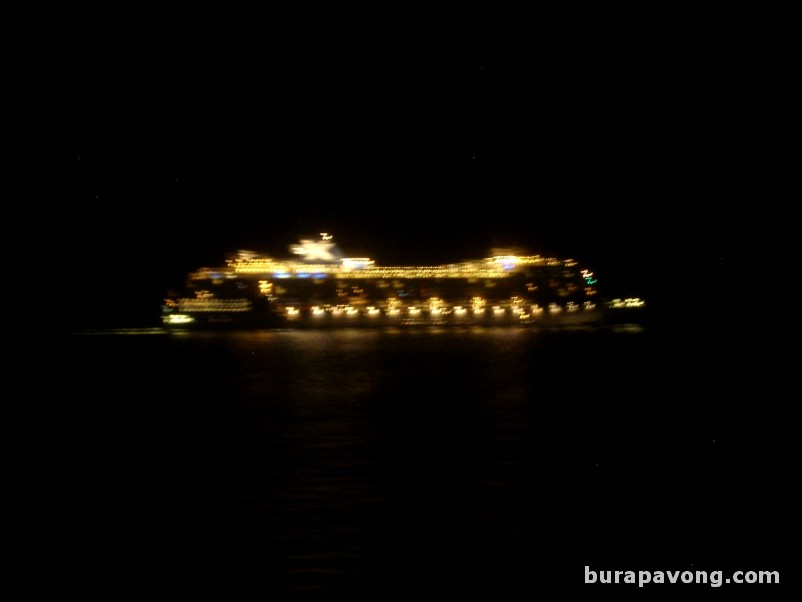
[{"x1": 161, "y1": 233, "x2": 645, "y2": 328}]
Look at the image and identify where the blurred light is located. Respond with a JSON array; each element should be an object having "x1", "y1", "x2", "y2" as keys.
[
  {"x1": 609, "y1": 298, "x2": 646, "y2": 308},
  {"x1": 163, "y1": 314, "x2": 194, "y2": 324},
  {"x1": 170, "y1": 235, "x2": 647, "y2": 328}
]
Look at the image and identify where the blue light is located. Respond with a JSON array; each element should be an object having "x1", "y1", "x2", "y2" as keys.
[
  {"x1": 274, "y1": 272, "x2": 290, "y2": 279},
  {"x1": 297, "y1": 273, "x2": 310, "y2": 278}
]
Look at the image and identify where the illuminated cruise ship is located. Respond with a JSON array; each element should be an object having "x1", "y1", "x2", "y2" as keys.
[{"x1": 161, "y1": 233, "x2": 645, "y2": 328}]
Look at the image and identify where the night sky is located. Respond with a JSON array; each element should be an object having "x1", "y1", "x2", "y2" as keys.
[{"x1": 34, "y1": 7, "x2": 789, "y2": 327}]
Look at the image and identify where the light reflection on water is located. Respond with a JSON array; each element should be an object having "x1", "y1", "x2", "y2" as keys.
[
  {"x1": 35, "y1": 320, "x2": 789, "y2": 596},
  {"x1": 42, "y1": 325, "x2": 666, "y2": 596},
  {"x1": 216, "y1": 327, "x2": 553, "y2": 406},
  {"x1": 138, "y1": 326, "x2": 657, "y2": 594}
]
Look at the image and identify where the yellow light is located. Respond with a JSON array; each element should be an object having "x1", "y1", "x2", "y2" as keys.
[{"x1": 163, "y1": 314, "x2": 194, "y2": 324}]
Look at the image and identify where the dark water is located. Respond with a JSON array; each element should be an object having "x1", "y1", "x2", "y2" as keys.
[{"x1": 23, "y1": 323, "x2": 790, "y2": 597}]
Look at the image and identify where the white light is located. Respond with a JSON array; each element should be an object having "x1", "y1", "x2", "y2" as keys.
[
  {"x1": 163, "y1": 314, "x2": 194, "y2": 324},
  {"x1": 290, "y1": 238, "x2": 336, "y2": 260}
]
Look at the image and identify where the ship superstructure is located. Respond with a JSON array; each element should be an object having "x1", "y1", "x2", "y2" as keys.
[{"x1": 162, "y1": 234, "x2": 642, "y2": 327}]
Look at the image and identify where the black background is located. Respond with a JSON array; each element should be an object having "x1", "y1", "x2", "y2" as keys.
[
  {"x1": 19, "y1": 8, "x2": 794, "y2": 598},
  {"x1": 30, "y1": 6, "x2": 792, "y2": 328}
]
